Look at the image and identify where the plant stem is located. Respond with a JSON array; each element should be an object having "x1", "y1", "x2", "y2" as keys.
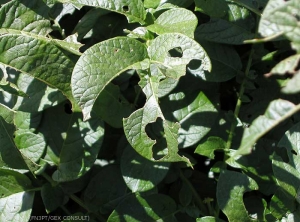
[
  {"x1": 27, "y1": 187, "x2": 42, "y2": 192},
  {"x1": 178, "y1": 168, "x2": 208, "y2": 216},
  {"x1": 226, "y1": 13, "x2": 260, "y2": 151},
  {"x1": 226, "y1": 45, "x2": 255, "y2": 150}
]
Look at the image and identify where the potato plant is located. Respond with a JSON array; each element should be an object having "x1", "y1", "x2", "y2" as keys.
[{"x1": 0, "y1": 0, "x2": 299, "y2": 221}]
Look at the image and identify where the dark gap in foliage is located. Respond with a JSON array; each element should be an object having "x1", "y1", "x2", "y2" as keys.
[
  {"x1": 97, "y1": 123, "x2": 124, "y2": 160},
  {"x1": 168, "y1": 47, "x2": 183, "y2": 58},
  {"x1": 188, "y1": 58, "x2": 202, "y2": 70},
  {"x1": 64, "y1": 101, "x2": 72, "y2": 114},
  {"x1": 118, "y1": 73, "x2": 146, "y2": 108},
  {"x1": 291, "y1": 149, "x2": 297, "y2": 155},
  {"x1": 194, "y1": 11, "x2": 210, "y2": 25},
  {"x1": 235, "y1": 44, "x2": 252, "y2": 60},
  {"x1": 122, "y1": 5, "x2": 129, "y2": 12},
  {"x1": 145, "y1": 117, "x2": 168, "y2": 160},
  {"x1": 59, "y1": 7, "x2": 87, "y2": 36},
  {"x1": 295, "y1": 60, "x2": 300, "y2": 72},
  {"x1": 219, "y1": 79, "x2": 238, "y2": 111},
  {"x1": 243, "y1": 190, "x2": 266, "y2": 220}
]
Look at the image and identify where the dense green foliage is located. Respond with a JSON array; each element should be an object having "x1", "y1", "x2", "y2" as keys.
[{"x1": 0, "y1": 0, "x2": 299, "y2": 221}]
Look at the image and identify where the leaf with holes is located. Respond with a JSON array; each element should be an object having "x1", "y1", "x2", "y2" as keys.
[
  {"x1": 148, "y1": 33, "x2": 211, "y2": 80},
  {"x1": 217, "y1": 170, "x2": 258, "y2": 222},
  {"x1": 191, "y1": 39, "x2": 242, "y2": 82},
  {"x1": 68, "y1": 0, "x2": 146, "y2": 24},
  {"x1": 123, "y1": 74, "x2": 191, "y2": 165},
  {"x1": 195, "y1": 137, "x2": 226, "y2": 159}
]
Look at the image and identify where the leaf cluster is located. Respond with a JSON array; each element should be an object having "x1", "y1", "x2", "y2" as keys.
[{"x1": 0, "y1": 0, "x2": 300, "y2": 221}]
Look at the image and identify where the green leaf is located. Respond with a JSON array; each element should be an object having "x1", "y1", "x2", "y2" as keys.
[
  {"x1": 0, "y1": 0, "x2": 51, "y2": 36},
  {"x1": 281, "y1": 70, "x2": 300, "y2": 94},
  {"x1": 161, "y1": 91, "x2": 218, "y2": 148},
  {"x1": 41, "y1": 183, "x2": 65, "y2": 213},
  {"x1": 51, "y1": 112, "x2": 104, "y2": 182},
  {"x1": 12, "y1": 74, "x2": 66, "y2": 113},
  {"x1": 278, "y1": 122, "x2": 300, "y2": 166},
  {"x1": 0, "y1": 81, "x2": 28, "y2": 97},
  {"x1": 52, "y1": 34, "x2": 84, "y2": 56},
  {"x1": 147, "y1": 8, "x2": 198, "y2": 38},
  {"x1": 195, "y1": 0, "x2": 228, "y2": 18},
  {"x1": 158, "y1": 0, "x2": 194, "y2": 8},
  {"x1": 281, "y1": 212, "x2": 300, "y2": 222},
  {"x1": 179, "y1": 182, "x2": 193, "y2": 206},
  {"x1": 269, "y1": 187, "x2": 296, "y2": 220},
  {"x1": 259, "y1": 0, "x2": 300, "y2": 52},
  {"x1": 0, "y1": 104, "x2": 29, "y2": 170},
  {"x1": 68, "y1": 0, "x2": 146, "y2": 24},
  {"x1": 71, "y1": 37, "x2": 148, "y2": 120},
  {"x1": 235, "y1": 99, "x2": 300, "y2": 156},
  {"x1": 0, "y1": 169, "x2": 34, "y2": 222},
  {"x1": 217, "y1": 170, "x2": 258, "y2": 222},
  {"x1": 270, "y1": 54, "x2": 300, "y2": 94},
  {"x1": 196, "y1": 4, "x2": 255, "y2": 44},
  {"x1": 191, "y1": 40, "x2": 241, "y2": 82},
  {"x1": 0, "y1": 103, "x2": 14, "y2": 124},
  {"x1": 148, "y1": 33, "x2": 211, "y2": 79},
  {"x1": 49, "y1": 2, "x2": 76, "y2": 23},
  {"x1": 196, "y1": 18, "x2": 255, "y2": 45},
  {"x1": 270, "y1": 155, "x2": 299, "y2": 219},
  {"x1": 93, "y1": 83, "x2": 133, "y2": 128},
  {"x1": 237, "y1": 139, "x2": 277, "y2": 196},
  {"x1": 107, "y1": 193, "x2": 177, "y2": 222},
  {"x1": 14, "y1": 131, "x2": 45, "y2": 163},
  {"x1": 0, "y1": 0, "x2": 79, "y2": 109},
  {"x1": 272, "y1": 155, "x2": 300, "y2": 201},
  {"x1": 0, "y1": 35, "x2": 76, "y2": 106},
  {"x1": 196, "y1": 216, "x2": 226, "y2": 222},
  {"x1": 195, "y1": 137, "x2": 226, "y2": 159},
  {"x1": 14, "y1": 111, "x2": 41, "y2": 131},
  {"x1": 37, "y1": 103, "x2": 72, "y2": 165},
  {"x1": 123, "y1": 74, "x2": 191, "y2": 165},
  {"x1": 120, "y1": 146, "x2": 170, "y2": 192},
  {"x1": 144, "y1": 0, "x2": 160, "y2": 9},
  {"x1": 72, "y1": 8, "x2": 110, "y2": 41},
  {"x1": 84, "y1": 164, "x2": 129, "y2": 214},
  {"x1": 271, "y1": 54, "x2": 300, "y2": 75}
]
